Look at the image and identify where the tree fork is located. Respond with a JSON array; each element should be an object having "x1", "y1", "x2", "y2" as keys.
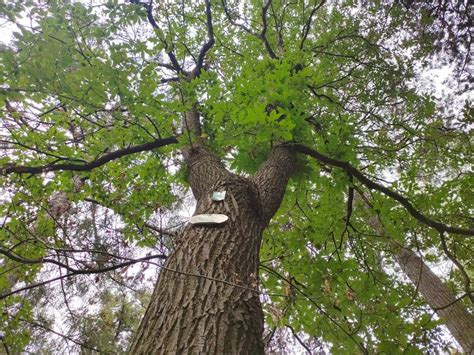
[{"x1": 129, "y1": 144, "x2": 295, "y2": 353}]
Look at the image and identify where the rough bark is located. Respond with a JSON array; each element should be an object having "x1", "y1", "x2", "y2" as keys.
[
  {"x1": 129, "y1": 145, "x2": 295, "y2": 354},
  {"x1": 396, "y1": 248, "x2": 474, "y2": 354},
  {"x1": 252, "y1": 145, "x2": 296, "y2": 224}
]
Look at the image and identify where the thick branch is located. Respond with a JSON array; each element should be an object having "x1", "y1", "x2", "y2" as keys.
[
  {"x1": 294, "y1": 143, "x2": 474, "y2": 236},
  {"x1": 1, "y1": 136, "x2": 178, "y2": 175},
  {"x1": 193, "y1": 0, "x2": 215, "y2": 77},
  {"x1": 182, "y1": 106, "x2": 202, "y2": 138},
  {"x1": 260, "y1": 0, "x2": 278, "y2": 59},
  {"x1": 252, "y1": 145, "x2": 296, "y2": 223}
]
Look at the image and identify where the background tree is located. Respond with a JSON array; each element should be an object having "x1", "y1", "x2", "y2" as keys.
[{"x1": 0, "y1": 0, "x2": 472, "y2": 353}]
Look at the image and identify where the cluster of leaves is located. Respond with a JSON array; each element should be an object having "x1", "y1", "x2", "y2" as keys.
[{"x1": 260, "y1": 175, "x2": 452, "y2": 352}]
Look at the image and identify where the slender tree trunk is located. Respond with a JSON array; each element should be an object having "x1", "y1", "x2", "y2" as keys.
[
  {"x1": 396, "y1": 248, "x2": 474, "y2": 353},
  {"x1": 366, "y1": 212, "x2": 474, "y2": 353},
  {"x1": 129, "y1": 145, "x2": 295, "y2": 353}
]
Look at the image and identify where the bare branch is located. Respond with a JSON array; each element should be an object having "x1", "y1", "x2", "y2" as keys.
[
  {"x1": 160, "y1": 76, "x2": 180, "y2": 83},
  {"x1": 438, "y1": 231, "x2": 473, "y2": 303},
  {"x1": 0, "y1": 245, "x2": 76, "y2": 273},
  {"x1": 269, "y1": 3, "x2": 283, "y2": 52},
  {"x1": 1, "y1": 340, "x2": 10, "y2": 355},
  {"x1": 260, "y1": 264, "x2": 368, "y2": 354},
  {"x1": 0, "y1": 245, "x2": 167, "y2": 274}
]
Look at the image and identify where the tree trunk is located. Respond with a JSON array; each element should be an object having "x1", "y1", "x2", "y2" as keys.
[
  {"x1": 396, "y1": 248, "x2": 474, "y2": 353},
  {"x1": 129, "y1": 145, "x2": 295, "y2": 353},
  {"x1": 366, "y1": 212, "x2": 474, "y2": 353}
]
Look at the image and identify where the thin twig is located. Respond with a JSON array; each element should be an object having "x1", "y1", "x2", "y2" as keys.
[
  {"x1": 286, "y1": 325, "x2": 312, "y2": 354},
  {"x1": 0, "y1": 254, "x2": 167, "y2": 300},
  {"x1": 300, "y1": 0, "x2": 326, "y2": 50}
]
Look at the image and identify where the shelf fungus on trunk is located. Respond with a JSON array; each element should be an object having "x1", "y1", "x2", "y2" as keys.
[
  {"x1": 189, "y1": 191, "x2": 229, "y2": 226},
  {"x1": 189, "y1": 213, "x2": 229, "y2": 225}
]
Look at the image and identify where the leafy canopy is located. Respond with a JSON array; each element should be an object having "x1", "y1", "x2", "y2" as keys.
[{"x1": 0, "y1": 0, "x2": 472, "y2": 353}]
